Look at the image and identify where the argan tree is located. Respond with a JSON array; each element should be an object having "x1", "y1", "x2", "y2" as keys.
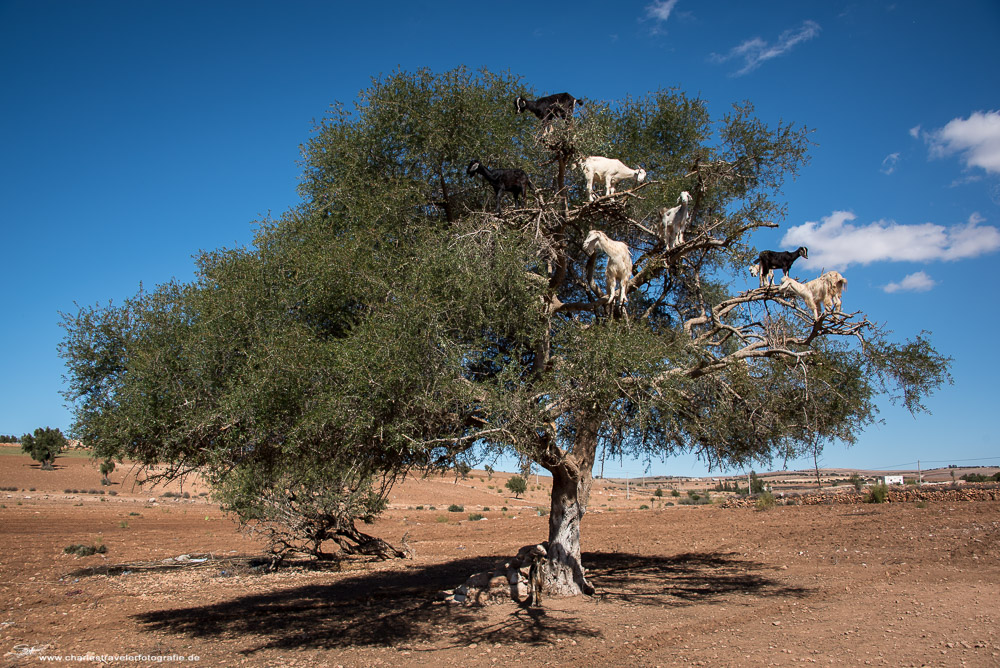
[
  {"x1": 99, "y1": 459, "x2": 115, "y2": 485},
  {"x1": 21, "y1": 427, "x2": 67, "y2": 470},
  {"x1": 506, "y1": 475, "x2": 528, "y2": 499},
  {"x1": 60, "y1": 67, "x2": 950, "y2": 591}
]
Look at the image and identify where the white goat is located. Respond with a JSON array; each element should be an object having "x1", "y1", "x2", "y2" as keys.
[
  {"x1": 659, "y1": 191, "x2": 693, "y2": 249},
  {"x1": 748, "y1": 263, "x2": 773, "y2": 286},
  {"x1": 780, "y1": 271, "x2": 848, "y2": 319},
  {"x1": 577, "y1": 156, "x2": 647, "y2": 202},
  {"x1": 583, "y1": 229, "x2": 633, "y2": 307}
]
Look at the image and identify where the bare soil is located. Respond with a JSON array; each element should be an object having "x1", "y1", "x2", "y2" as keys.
[{"x1": 2, "y1": 447, "x2": 998, "y2": 666}]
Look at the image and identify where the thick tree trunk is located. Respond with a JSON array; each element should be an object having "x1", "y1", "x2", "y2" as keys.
[
  {"x1": 542, "y1": 415, "x2": 600, "y2": 597},
  {"x1": 545, "y1": 465, "x2": 595, "y2": 596}
]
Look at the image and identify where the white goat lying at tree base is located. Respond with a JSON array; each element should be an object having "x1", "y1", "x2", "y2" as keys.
[
  {"x1": 659, "y1": 191, "x2": 693, "y2": 249},
  {"x1": 780, "y1": 271, "x2": 848, "y2": 319},
  {"x1": 583, "y1": 229, "x2": 633, "y2": 307},
  {"x1": 577, "y1": 156, "x2": 647, "y2": 201}
]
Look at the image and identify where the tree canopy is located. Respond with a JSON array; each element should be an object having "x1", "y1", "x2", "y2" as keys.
[{"x1": 60, "y1": 66, "x2": 951, "y2": 593}]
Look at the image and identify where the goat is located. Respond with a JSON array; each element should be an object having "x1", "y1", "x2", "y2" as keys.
[
  {"x1": 779, "y1": 271, "x2": 848, "y2": 319},
  {"x1": 753, "y1": 247, "x2": 808, "y2": 287},
  {"x1": 466, "y1": 160, "x2": 533, "y2": 214},
  {"x1": 748, "y1": 262, "x2": 773, "y2": 286},
  {"x1": 526, "y1": 545, "x2": 547, "y2": 608},
  {"x1": 577, "y1": 156, "x2": 647, "y2": 202},
  {"x1": 514, "y1": 92, "x2": 581, "y2": 122},
  {"x1": 583, "y1": 229, "x2": 633, "y2": 307},
  {"x1": 659, "y1": 191, "x2": 693, "y2": 249}
]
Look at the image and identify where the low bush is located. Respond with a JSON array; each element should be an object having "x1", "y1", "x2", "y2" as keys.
[
  {"x1": 755, "y1": 492, "x2": 776, "y2": 510},
  {"x1": 64, "y1": 543, "x2": 107, "y2": 557},
  {"x1": 447, "y1": 504, "x2": 464, "y2": 512},
  {"x1": 865, "y1": 483, "x2": 889, "y2": 504},
  {"x1": 468, "y1": 513, "x2": 485, "y2": 521}
]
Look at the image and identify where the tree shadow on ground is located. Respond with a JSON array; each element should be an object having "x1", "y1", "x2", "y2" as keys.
[
  {"x1": 132, "y1": 550, "x2": 810, "y2": 655},
  {"x1": 584, "y1": 551, "x2": 811, "y2": 606}
]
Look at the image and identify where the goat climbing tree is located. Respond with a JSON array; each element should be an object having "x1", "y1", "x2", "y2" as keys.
[{"x1": 60, "y1": 67, "x2": 951, "y2": 595}]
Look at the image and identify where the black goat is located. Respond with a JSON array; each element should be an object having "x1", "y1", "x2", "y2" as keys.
[
  {"x1": 514, "y1": 92, "x2": 581, "y2": 122},
  {"x1": 466, "y1": 160, "x2": 533, "y2": 214},
  {"x1": 753, "y1": 247, "x2": 809, "y2": 287}
]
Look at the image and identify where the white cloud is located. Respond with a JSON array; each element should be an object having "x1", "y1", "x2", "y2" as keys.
[
  {"x1": 781, "y1": 211, "x2": 1000, "y2": 270},
  {"x1": 909, "y1": 125, "x2": 922, "y2": 139},
  {"x1": 884, "y1": 271, "x2": 936, "y2": 293},
  {"x1": 710, "y1": 20, "x2": 820, "y2": 76},
  {"x1": 922, "y1": 110, "x2": 1000, "y2": 174},
  {"x1": 646, "y1": 0, "x2": 680, "y2": 22},
  {"x1": 881, "y1": 152, "x2": 900, "y2": 175}
]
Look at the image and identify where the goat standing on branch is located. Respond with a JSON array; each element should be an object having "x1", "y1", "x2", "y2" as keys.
[
  {"x1": 466, "y1": 160, "x2": 534, "y2": 215},
  {"x1": 577, "y1": 156, "x2": 647, "y2": 202},
  {"x1": 515, "y1": 92, "x2": 581, "y2": 123},
  {"x1": 659, "y1": 191, "x2": 693, "y2": 249},
  {"x1": 583, "y1": 229, "x2": 633, "y2": 307},
  {"x1": 780, "y1": 271, "x2": 848, "y2": 319},
  {"x1": 752, "y1": 247, "x2": 809, "y2": 287}
]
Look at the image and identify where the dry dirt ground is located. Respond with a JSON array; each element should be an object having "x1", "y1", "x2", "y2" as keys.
[{"x1": 1, "y1": 447, "x2": 998, "y2": 667}]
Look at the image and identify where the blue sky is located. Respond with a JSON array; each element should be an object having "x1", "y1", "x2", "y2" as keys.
[{"x1": 2, "y1": 1, "x2": 998, "y2": 478}]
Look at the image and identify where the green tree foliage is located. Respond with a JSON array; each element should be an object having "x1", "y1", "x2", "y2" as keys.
[
  {"x1": 749, "y1": 471, "x2": 765, "y2": 494},
  {"x1": 60, "y1": 67, "x2": 951, "y2": 589},
  {"x1": 506, "y1": 475, "x2": 528, "y2": 498},
  {"x1": 21, "y1": 427, "x2": 67, "y2": 470}
]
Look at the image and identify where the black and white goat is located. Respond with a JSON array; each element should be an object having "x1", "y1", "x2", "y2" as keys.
[
  {"x1": 466, "y1": 160, "x2": 533, "y2": 214},
  {"x1": 577, "y1": 156, "x2": 647, "y2": 202},
  {"x1": 751, "y1": 247, "x2": 809, "y2": 287},
  {"x1": 514, "y1": 92, "x2": 581, "y2": 122}
]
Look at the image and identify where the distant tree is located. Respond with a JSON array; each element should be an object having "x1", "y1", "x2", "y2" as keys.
[
  {"x1": 484, "y1": 464, "x2": 494, "y2": 480},
  {"x1": 21, "y1": 427, "x2": 66, "y2": 470},
  {"x1": 849, "y1": 472, "x2": 863, "y2": 491},
  {"x1": 0, "y1": 435, "x2": 21, "y2": 443},
  {"x1": 99, "y1": 459, "x2": 115, "y2": 485},
  {"x1": 506, "y1": 475, "x2": 528, "y2": 499},
  {"x1": 749, "y1": 471, "x2": 765, "y2": 495},
  {"x1": 453, "y1": 460, "x2": 472, "y2": 483}
]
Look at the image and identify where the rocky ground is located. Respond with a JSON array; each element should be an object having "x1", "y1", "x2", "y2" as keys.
[{"x1": 2, "y1": 448, "x2": 998, "y2": 666}]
